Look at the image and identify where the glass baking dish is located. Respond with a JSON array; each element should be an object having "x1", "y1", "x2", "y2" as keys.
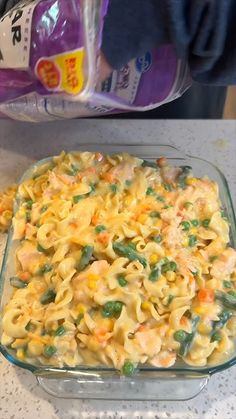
[{"x1": 0, "y1": 144, "x2": 235, "y2": 401}]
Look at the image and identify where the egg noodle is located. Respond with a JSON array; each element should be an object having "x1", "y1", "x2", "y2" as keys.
[{"x1": 1, "y1": 152, "x2": 236, "y2": 374}]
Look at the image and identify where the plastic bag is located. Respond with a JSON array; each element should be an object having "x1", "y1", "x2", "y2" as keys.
[{"x1": 0, "y1": 0, "x2": 191, "y2": 122}]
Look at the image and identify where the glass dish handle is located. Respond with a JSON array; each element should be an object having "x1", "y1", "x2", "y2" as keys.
[{"x1": 35, "y1": 369, "x2": 209, "y2": 400}]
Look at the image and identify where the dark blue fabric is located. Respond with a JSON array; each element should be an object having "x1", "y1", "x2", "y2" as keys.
[{"x1": 102, "y1": 0, "x2": 235, "y2": 85}]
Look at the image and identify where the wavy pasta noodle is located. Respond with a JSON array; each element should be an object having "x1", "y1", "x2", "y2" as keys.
[{"x1": 1, "y1": 152, "x2": 236, "y2": 374}]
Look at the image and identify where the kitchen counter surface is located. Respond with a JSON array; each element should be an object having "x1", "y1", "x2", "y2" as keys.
[{"x1": 0, "y1": 119, "x2": 235, "y2": 419}]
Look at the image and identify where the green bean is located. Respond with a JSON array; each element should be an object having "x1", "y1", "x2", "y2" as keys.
[
  {"x1": 75, "y1": 313, "x2": 84, "y2": 325},
  {"x1": 95, "y1": 225, "x2": 106, "y2": 234},
  {"x1": 10, "y1": 277, "x2": 28, "y2": 289},
  {"x1": 212, "y1": 310, "x2": 233, "y2": 331},
  {"x1": 25, "y1": 199, "x2": 33, "y2": 209},
  {"x1": 149, "y1": 267, "x2": 160, "y2": 282},
  {"x1": 113, "y1": 242, "x2": 147, "y2": 268},
  {"x1": 215, "y1": 291, "x2": 236, "y2": 310},
  {"x1": 223, "y1": 280, "x2": 232, "y2": 289},
  {"x1": 178, "y1": 315, "x2": 199, "y2": 357},
  {"x1": 77, "y1": 245, "x2": 94, "y2": 271},
  {"x1": 54, "y1": 325, "x2": 66, "y2": 336},
  {"x1": 40, "y1": 288, "x2": 56, "y2": 305},
  {"x1": 73, "y1": 195, "x2": 83, "y2": 203},
  {"x1": 44, "y1": 345, "x2": 57, "y2": 358},
  {"x1": 38, "y1": 264, "x2": 53, "y2": 275},
  {"x1": 142, "y1": 160, "x2": 158, "y2": 169}
]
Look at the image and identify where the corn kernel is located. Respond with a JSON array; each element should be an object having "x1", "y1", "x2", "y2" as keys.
[
  {"x1": 166, "y1": 271, "x2": 176, "y2": 282},
  {"x1": 16, "y1": 348, "x2": 25, "y2": 361},
  {"x1": 125, "y1": 196, "x2": 133, "y2": 206},
  {"x1": 182, "y1": 238, "x2": 189, "y2": 248},
  {"x1": 87, "y1": 273, "x2": 100, "y2": 281},
  {"x1": 197, "y1": 322, "x2": 212, "y2": 334},
  {"x1": 191, "y1": 227, "x2": 198, "y2": 235},
  {"x1": 193, "y1": 306, "x2": 205, "y2": 315},
  {"x1": 155, "y1": 219, "x2": 162, "y2": 227},
  {"x1": 76, "y1": 303, "x2": 87, "y2": 313},
  {"x1": 149, "y1": 254, "x2": 158, "y2": 264},
  {"x1": 186, "y1": 177, "x2": 197, "y2": 186},
  {"x1": 88, "y1": 279, "x2": 97, "y2": 290},
  {"x1": 138, "y1": 214, "x2": 148, "y2": 224},
  {"x1": 141, "y1": 302, "x2": 151, "y2": 310}
]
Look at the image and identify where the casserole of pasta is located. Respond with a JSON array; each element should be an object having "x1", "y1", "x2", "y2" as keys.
[{"x1": 0, "y1": 151, "x2": 236, "y2": 376}]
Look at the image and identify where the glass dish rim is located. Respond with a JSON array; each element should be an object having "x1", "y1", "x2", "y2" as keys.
[{"x1": 0, "y1": 144, "x2": 235, "y2": 377}]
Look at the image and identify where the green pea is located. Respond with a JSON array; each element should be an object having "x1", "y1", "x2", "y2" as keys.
[
  {"x1": 95, "y1": 225, "x2": 106, "y2": 234},
  {"x1": 156, "y1": 195, "x2": 165, "y2": 202},
  {"x1": 110, "y1": 183, "x2": 118, "y2": 193},
  {"x1": 227, "y1": 290, "x2": 236, "y2": 298},
  {"x1": 149, "y1": 211, "x2": 160, "y2": 218},
  {"x1": 122, "y1": 361, "x2": 135, "y2": 376},
  {"x1": 25, "y1": 199, "x2": 33, "y2": 209},
  {"x1": 76, "y1": 313, "x2": 84, "y2": 325},
  {"x1": 211, "y1": 331, "x2": 222, "y2": 342},
  {"x1": 188, "y1": 235, "x2": 197, "y2": 247},
  {"x1": 39, "y1": 264, "x2": 53, "y2": 274},
  {"x1": 184, "y1": 202, "x2": 192, "y2": 209},
  {"x1": 118, "y1": 275, "x2": 127, "y2": 287},
  {"x1": 149, "y1": 267, "x2": 160, "y2": 282},
  {"x1": 163, "y1": 204, "x2": 173, "y2": 209},
  {"x1": 113, "y1": 301, "x2": 123, "y2": 314},
  {"x1": 163, "y1": 183, "x2": 173, "y2": 192},
  {"x1": 209, "y1": 256, "x2": 218, "y2": 263},
  {"x1": 191, "y1": 269, "x2": 199, "y2": 277},
  {"x1": 153, "y1": 235, "x2": 162, "y2": 244},
  {"x1": 40, "y1": 288, "x2": 56, "y2": 305},
  {"x1": 202, "y1": 218, "x2": 210, "y2": 228},
  {"x1": 10, "y1": 277, "x2": 28, "y2": 289},
  {"x1": 54, "y1": 325, "x2": 66, "y2": 336},
  {"x1": 73, "y1": 195, "x2": 83, "y2": 204},
  {"x1": 125, "y1": 180, "x2": 132, "y2": 187},
  {"x1": 44, "y1": 345, "x2": 57, "y2": 358},
  {"x1": 191, "y1": 219, "x2": 199, "y2": 227},
  {"x1": 146, "y1": 187, "x2": 155, "y2": 196},
  {"x1": 223, "y1": 280, "x2": 232, "y2": 289},
  {"x1": 40, "y1": 205, "x2": 48, "y2": 213},
  {"x1": 128, "y1": 242, "x2": 136, "y2": 250},
  {"x1": 181, "y1": 221, "x2": 191, "y2": 231},
  {"x1": 174, "y1": 330, "x2": 188, "y2": 343},
  {"x1": 101, "y1": 301, "x2": 115, "y2": 318}
]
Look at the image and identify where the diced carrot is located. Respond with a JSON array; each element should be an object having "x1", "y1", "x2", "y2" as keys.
[
  {"x1": 102, "y1": 173, "x2": 113, "y2": 183},
  {"x1": 198, "y1": 288, "x2": 215, "y2": 303},
  {"x1": 95, "y1": 153, "x2": 104, "y2": 162},
  {"x1": 180, "y1": 316, "x2": 188, "y2": 326},
  {"x1": 156, "y1": 157, "x2": 167, "y2": 167},
  {"x1": 69, "y1": 222, "x2": 78, "y2": 229},
  {"x1": 97, "y1": 232, "x2": 109, "y2": 245},
  {"x1": 159, "y1": 355, "x2": 173, "y2": 367},
  {"x1": 19, "y1": 271, "x2": 30, "y2": 281},
  {"x1": 91, "y1": 215, "x2": 99, "y2": 226}
]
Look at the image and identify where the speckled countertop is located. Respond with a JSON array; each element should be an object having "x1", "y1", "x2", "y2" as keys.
[{"x1": 0, "y1": 119, "x2": 235, "y2": 419}]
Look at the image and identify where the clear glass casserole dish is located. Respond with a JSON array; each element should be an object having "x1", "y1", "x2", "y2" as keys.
[{"x1": 0, "y1": 144, "x2": 235, "y2": 401}]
